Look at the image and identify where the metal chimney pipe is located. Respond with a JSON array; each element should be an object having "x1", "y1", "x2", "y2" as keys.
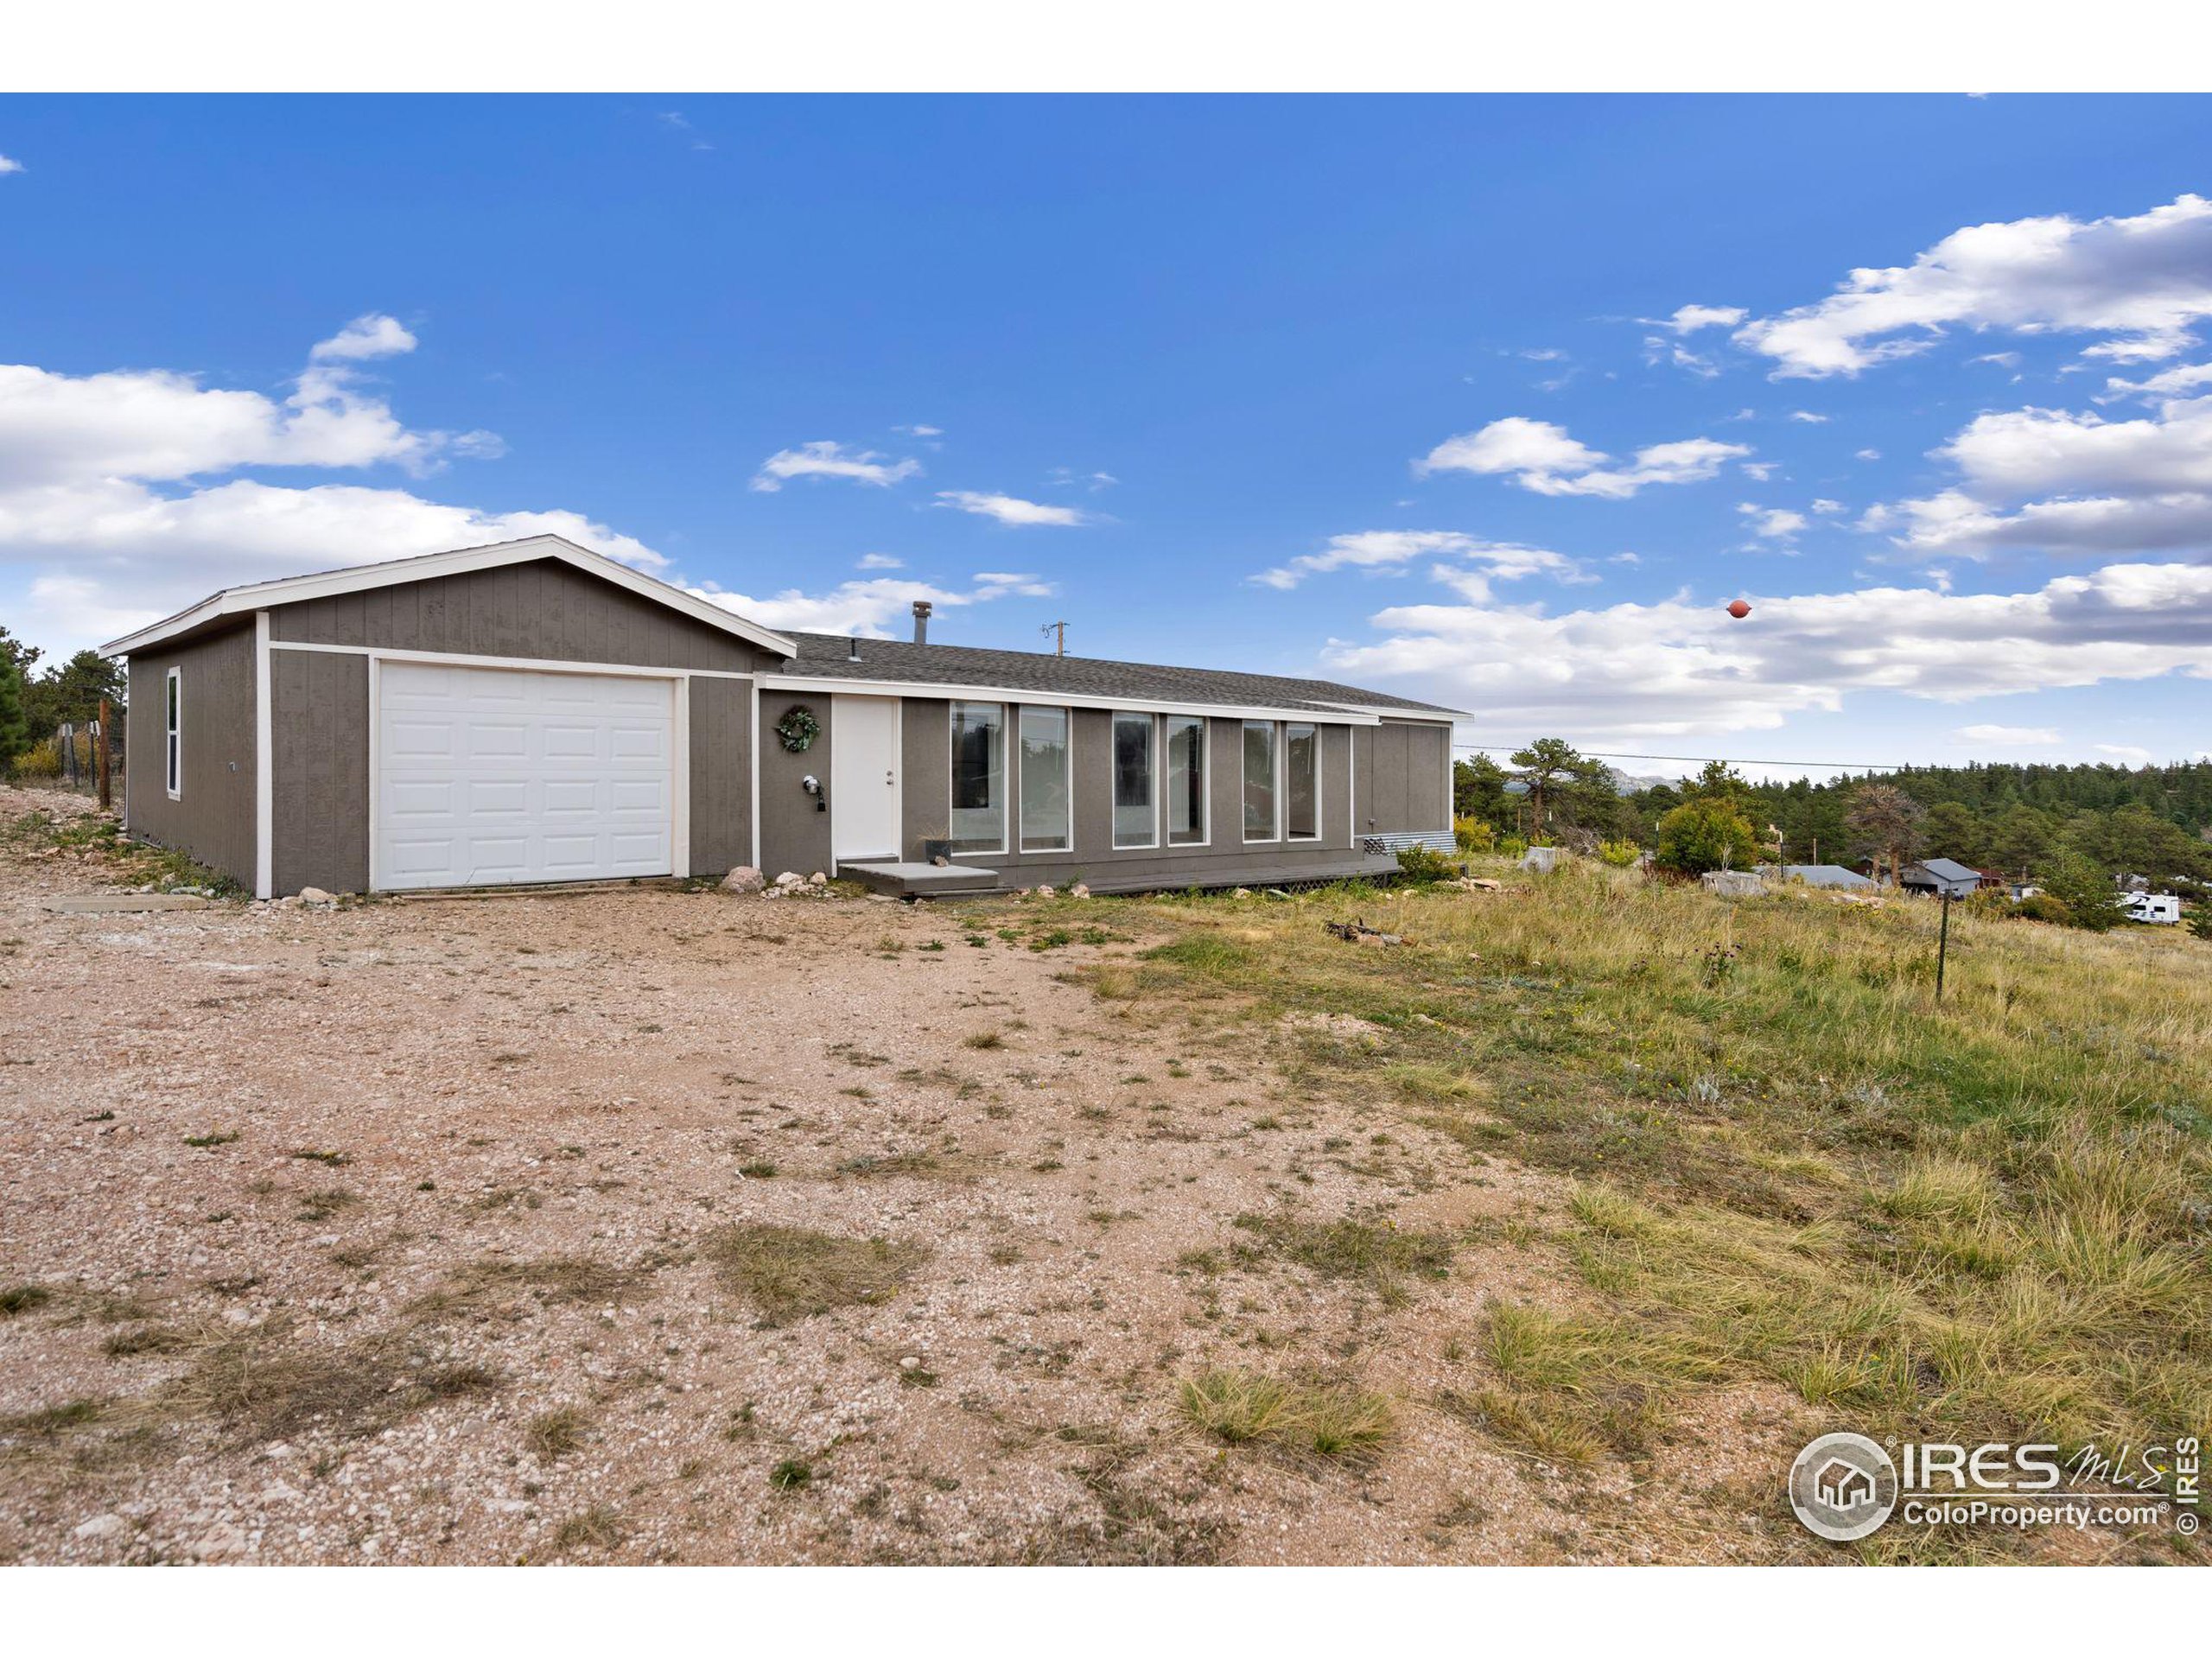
[
  {"x1": 912, "y1": 600, "x2": 932, "y2": 645},
  {"x1": 847, "y1": 634, "x2": 861, "y2": 663}
]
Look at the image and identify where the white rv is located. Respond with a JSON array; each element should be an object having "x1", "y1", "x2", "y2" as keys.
[{"x1": 2122, "y1": 892, "x2": 2183, "y2": 925}]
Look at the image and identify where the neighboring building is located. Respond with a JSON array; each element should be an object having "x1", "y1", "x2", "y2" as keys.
[
  {"x1": 102, "y1": 535, "x2": 1461, "y2": 899},
  {"x1": 1900, "y1": 857, "x2": 1983, "y2": 899},
  {"x1": 1759, "y1": 862, "x2": 1877, "y2": 892}
]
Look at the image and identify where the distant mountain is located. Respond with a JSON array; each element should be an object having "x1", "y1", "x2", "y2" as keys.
[{"x1": 1607, "y1": 767, "x2": 1683, "y2": 795}]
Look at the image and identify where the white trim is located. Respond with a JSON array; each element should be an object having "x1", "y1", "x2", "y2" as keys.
[
  {"x1": 761, "y1": 672, "x2": 1379, "y2": 728},
  {"x1": 163, "y1": 665, "x2": 182, "y2": 801},
  {"x1": 1241, "y1": 718, "x2": 1280, "y2": 845},
  {"x1": 1163, "y1": 711, "x2": 1210, "y2": 851},
  {"x1": 267, "y1": 639, "x2": 753, "y2": 680},
  {"x1": 1109, "y1": 709, "x2": 1160, "y2": 851},
  {"x1": 1304, "y1": 699, "x2": 1468, "y2": 721},
  {"x1": 1015, "y1": 703, "x2": 1074, "y2": 855},
  {"x1": 1347, "y1": 726, "x2": 1357, "y2": 849},
  {"x1": 1440, "y1": 725, "x2": 1454, "y2": 833},
  {"x1": 1285, "y1": 721, "x2": 1321, "y2": 842},
  {"x1": 100, "y1": 533, "x2": 798, "y2": 660},
  {"x1": 365, "y1": 653, "x2": 382, "y2": 893},
  {"x1": 748, "y1": 677, "x2": 761, "y2": 874},
  {"x1": 672, "y1": 677, "x2": 691, "y2": 881},
  {"x1": 253, "y1": 612, "x2": 272, "y2": 899}
]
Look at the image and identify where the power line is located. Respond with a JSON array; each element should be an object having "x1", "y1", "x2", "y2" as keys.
[{"x1": 1451, "y1": 742, "x2": 1904, "y2": 772}]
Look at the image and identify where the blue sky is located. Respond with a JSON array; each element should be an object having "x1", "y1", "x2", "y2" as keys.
[{"x1": 4, "y1": 94, "x2": 2210, "y2": 774}]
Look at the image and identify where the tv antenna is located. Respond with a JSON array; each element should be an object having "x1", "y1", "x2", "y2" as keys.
[{"x1": 1041, "y1": 620, "x2": 1068, "y2": 657}]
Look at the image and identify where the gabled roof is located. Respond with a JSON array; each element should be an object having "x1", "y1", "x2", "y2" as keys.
[
  {"x1": 770, "y1": 631, "x2": 1466, "y2": 721},
  {"x1": 1910, "y1": 857, "x2": 1982, "y2": 883},
  {"x1": 99, "y1": 535, "x2": 799, "y2": 659},
  {"x1": 1763, "y1": 863, "x2": 1877, "y2": 890}
]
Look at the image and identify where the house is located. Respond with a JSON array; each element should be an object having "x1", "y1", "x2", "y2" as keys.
[
  {"x1": 1815, "y1": 1458, "x2": 1876, "y2": 1511},
  {"x1": 100, "y1": 535, "x2": 1462, "y2": 900},
  {"x1": 1758, "y1": 862, "x2": 1877, "y2": 892},
  {"x1": 1900, "y1": 857, "x2": 1983, "y2": 899}
]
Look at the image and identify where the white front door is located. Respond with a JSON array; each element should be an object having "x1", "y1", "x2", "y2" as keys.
[
  {"x1": 830, "y1": 695, "x2": 901, "y2": 863},
  {"x1": 374, "y1": 661, "x2": 675, "y2": 890}
]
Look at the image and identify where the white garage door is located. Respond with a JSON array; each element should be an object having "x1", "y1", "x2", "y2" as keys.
[{"x1": 375, "y1": 661, "x2": 676, "y2": 890}]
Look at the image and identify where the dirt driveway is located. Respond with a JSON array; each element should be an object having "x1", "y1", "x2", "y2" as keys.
[{"x1": 0, "y1": 786, "x2": 1796, "y2": 1565}]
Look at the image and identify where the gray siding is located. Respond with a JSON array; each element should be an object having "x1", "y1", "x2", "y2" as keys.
[
  {"x1": 758, "y1": 693, "x2": 832, "y2": 877},
  {"x1": 268, "y1": 557, "x2": 779, "y2": 674},
  {"x1": 689, "y1": 677, "x2": 753, "y2": 875},
  {"x1": 124, "y1": 620, "x2": 257, "y2": 889},
  {"x1": 1358, "y1": 717, "x2": 1450, "y2": 836},
  {"x1": 899, "y1": 696, "x2": 951, "y2": 857},
  {"x1": 270, "y1": 648, "x2": 370, "y2": 894}
]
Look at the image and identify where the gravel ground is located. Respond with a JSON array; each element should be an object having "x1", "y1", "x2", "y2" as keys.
[{"x1": 0, "y1": 785, "x2": 1813, "y2": 1566}]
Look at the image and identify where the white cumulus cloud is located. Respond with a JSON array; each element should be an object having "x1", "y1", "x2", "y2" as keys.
[
  {"x1": 1732, "y1": 194, "x2": 2212, "y2": 378},
  {"x1": 1251, "y1": 530, "x2": 1584, "y2": 592},
  {"x1": 689, "y1": 570, "x2": 1056, "y2": 637},
  {"x1": 1415, "y1": 417, "x2": 1749, "y2": 499},
  {"x1": 934, "y1": 490, "x2": 1090, "y2": 527},
  {"x1": 750, "y1": 441, "x2": 921, "y2": 493},
  {"x1": 1955, "y1": 723, "x2": 2062, "y2": 747}
]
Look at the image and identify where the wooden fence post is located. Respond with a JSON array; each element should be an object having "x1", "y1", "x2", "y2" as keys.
[{"x1": 97, "y1": 697, "x2": 113, "y2": 810}]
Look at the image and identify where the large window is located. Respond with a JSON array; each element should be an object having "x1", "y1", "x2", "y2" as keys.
[
  {"x1": 164, "y1": 666, "x2": 182, "y2": 800},
  {"x1": 1018, "y1": 706, "x2": 1071, "y2": 853},
  {"x1": 950, "y1": 701, "x2": 1006, "y2": 854},
  {"x1": 1285, "y1": 723, "x2": 1319, "y2": 841},
  {"x1": 1112, "y1": 713, "x2": 1156, "y2": 848},
  {"x1": 1166, "y1": 715, "x2": 1206, "y2": 846},
  {"x1": 1243, "y1": 720, "x2": 1276, "y2": 841}
]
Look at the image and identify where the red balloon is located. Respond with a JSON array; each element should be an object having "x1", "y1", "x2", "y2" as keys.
[{"x1": 1726, "y1": 599, "x2": 1752, "y2": 619}]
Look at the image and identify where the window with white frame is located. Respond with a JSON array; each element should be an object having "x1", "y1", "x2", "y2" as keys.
[
  {"x1": 1165, "y1": 715, "x2": 1206, "y2": 846},
  {"x1": 164, "y1": 666, "x2": 182, "y2": 799},
  {"x1": 1112, "y1": 712, "x2": 1156, "y2": 849},
  {"x1": 1018, "y1": 705, "x2": 1071, "y2": 853},
  {"x1": 950, "y1": 701, "x2": 1006, "y2": 854},
  {"x1": 1285, "y1": 722, "x2": 1319, "y2": 840},
  {"x1": 1243, "y1": 720, "x2": 1276, "y2": 841}
]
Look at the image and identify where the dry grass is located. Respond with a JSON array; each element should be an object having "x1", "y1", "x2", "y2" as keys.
[
  {"x1": 703, "y1": 1224, "x2": 930, "y2": 1325},
  {"x1": 1177, "y1": 1368, "x2": 1395, "y2": 1463},
  {"x1": 524, "y1": 1406, "x2": 590, "y2": 1461},
  {"x1": 1071, "y1": 866, "x2": 2212, "y2": 1501}
]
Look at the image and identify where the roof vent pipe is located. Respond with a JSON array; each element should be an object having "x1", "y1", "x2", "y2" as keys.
[
  {"x1": 848, "y1": 634, "x2": 861, "y2": 663},
  {"x1": 912, "y1": 600, "x2": 932, "y2": 645}
]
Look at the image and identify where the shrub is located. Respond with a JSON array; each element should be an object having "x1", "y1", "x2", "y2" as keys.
[
  {"x1": 1595, "y1": 840, "x2": 1642, "y2": 868},
  {"x1": 1652, "y1": 795, "x2": 1764, "y2": 876},
  {"x1": 1497, "y1": 836, "x2": 1529, "y2": 860},
  {"x1": 2039, "y1": 853, "x2": 2126, "y2": 931},
  {"x1": 1452, "y1": 816, "x2": 1497, "y2": 856},
  {"x1": 2012, "y1": 893, "x2": 2071, "y2": 925},
  {"x1": 11, "y1": 736, "x2": 63, "y2": 779},
  {"x1": 1395, "y1": 845, "x2": 1459, "y2": 884}
]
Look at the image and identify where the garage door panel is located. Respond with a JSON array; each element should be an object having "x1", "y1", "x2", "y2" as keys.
[{"x1": 374, "y1": 662, "x2": 675, "y2": 891}]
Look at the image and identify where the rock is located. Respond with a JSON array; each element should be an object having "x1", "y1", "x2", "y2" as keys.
[
  {"x1": 773, "y1": 872, "x2": 804, "y2": 887},
  {"x1": 1231, "y1": 887, "x2": 1251, "y2": 899},
  {"x1": 720, "y1": 866, "x2": 766, "y2": 894},
  {"x1": 1034, "y1": 885, "x2": 1055, "y2": 899},
  {"x1": 298, "y1": 887, "x2": 335, "y2": 904},
  {"x1": 73, "y1": 1513, "x2": 125, "y2": 1541},
  {"x1": 808, "y1": 872, "x2": 826, "y2": 886},
  {"x1": 261, "y1": 1441, "x2": 294, "y2": 1460},
  {"x1": 899, "y1": 1355, "x2": 922, "y2": 1370},
  {"x1": 189, "y1": 1522, "x2": 249, "y2": 1560},
  {"x1": 1069, "y1": 883, "x2": 1090, "y2": 899}
]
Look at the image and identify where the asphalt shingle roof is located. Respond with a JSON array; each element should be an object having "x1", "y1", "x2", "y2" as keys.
[{"x1": 784, "y1": 632, "x2": 1462, "y2": 718}]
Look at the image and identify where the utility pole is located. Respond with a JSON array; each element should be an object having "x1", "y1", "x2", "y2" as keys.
[{"x1": 1041, "y1": 620, "x2": 1068, "y2": 657}]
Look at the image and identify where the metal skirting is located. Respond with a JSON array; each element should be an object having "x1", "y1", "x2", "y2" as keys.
[
  {"x1": 1361, "y1": 831, "x2": 1456, "y2": 856},
  {"x1": 839, "y1": 852, "x2": 1404, "y2": 899}
]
